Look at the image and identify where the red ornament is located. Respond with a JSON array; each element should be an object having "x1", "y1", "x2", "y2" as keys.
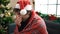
[{"x1": 49, "y1": 15, "x2": 57, "y2": 20}]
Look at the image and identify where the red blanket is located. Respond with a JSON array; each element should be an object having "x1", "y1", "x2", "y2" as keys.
[{"x1": 14, "y1": 11, "x2": 48, "y2": 34}]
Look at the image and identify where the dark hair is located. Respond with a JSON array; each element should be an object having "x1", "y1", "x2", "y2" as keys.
[
  {"x1": 13, "y1": 8, "x2": 21, "y2": 12},
  {"x1": 13, "y1": 8, "x2": 31, "y2": 15}
]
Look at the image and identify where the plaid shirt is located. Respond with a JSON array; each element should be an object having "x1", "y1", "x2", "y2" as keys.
[{"x1": 14, "y1": 11, "x2": 48, "y2": 34}]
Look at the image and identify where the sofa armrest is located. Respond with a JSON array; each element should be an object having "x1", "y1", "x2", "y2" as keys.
[{"x1": 8, "y1": 23, "x2": 16, "y2": 34}]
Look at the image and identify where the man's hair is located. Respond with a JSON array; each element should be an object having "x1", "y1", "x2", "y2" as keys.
[{"x1": 13, "y1": 8, "x2": 21, "y2": 12}]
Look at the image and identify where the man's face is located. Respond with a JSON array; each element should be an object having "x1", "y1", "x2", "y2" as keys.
[{"x1": 13, "y1": 9, "x2": 30, "y2": 21}]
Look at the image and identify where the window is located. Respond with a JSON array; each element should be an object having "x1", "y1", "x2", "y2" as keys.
[
  {"x1": 35, "y1": 0, "x2": 60, "y2": 17},
  {"x1": 58, "y1": 0, "x2": 60, "y2": 4},
  {"x1": 48, "y1": 5, "x2": 56, "y2": 14},
  {"x1": 57, "y1": 5, "x2": 60, "y2": 15},
  {"x1": 49, "y1": 0, "x2": 57, "y2": 4}
]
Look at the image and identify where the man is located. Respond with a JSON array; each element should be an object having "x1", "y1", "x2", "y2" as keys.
[{"x1": 13, "y1": 0, "x2": 48, "y2": 34}]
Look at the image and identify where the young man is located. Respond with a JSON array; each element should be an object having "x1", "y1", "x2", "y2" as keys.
[{"x1": 13, "y1": 0, "x2": 48, "y2": 34}]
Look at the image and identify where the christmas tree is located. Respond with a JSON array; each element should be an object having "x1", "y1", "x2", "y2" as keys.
[{"x1": 0, "y1": 0, "x2": 14, "y2": 34}]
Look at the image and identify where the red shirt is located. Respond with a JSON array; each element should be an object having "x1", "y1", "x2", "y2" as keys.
[{"x1": 14, "y1": 10, "x2": 48, "y2": 34}]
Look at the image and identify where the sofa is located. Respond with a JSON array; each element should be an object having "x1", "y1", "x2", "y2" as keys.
[
  {"x1": 8, "y1": 20, "x2": 60, "y2": 34},
  {"x1": 44, "y1": 19, "x2": 60, "y2": 34}
]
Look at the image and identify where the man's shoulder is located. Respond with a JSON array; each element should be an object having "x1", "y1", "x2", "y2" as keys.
[
  {"x1": 33, "y1": 14, "x2": 45, "y2": 24},
  {"x1": 34, "y1": 14, "x2": 43, "y2": 20}
]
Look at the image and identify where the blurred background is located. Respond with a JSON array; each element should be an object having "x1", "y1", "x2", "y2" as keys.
[{"x1": 0, "y1": 0, "x2": 60, "y2": 34}]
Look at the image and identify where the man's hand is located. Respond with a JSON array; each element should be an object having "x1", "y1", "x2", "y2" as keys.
[{"x1": 15, "y1": 15, "x2": 22, "y2": 26}]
